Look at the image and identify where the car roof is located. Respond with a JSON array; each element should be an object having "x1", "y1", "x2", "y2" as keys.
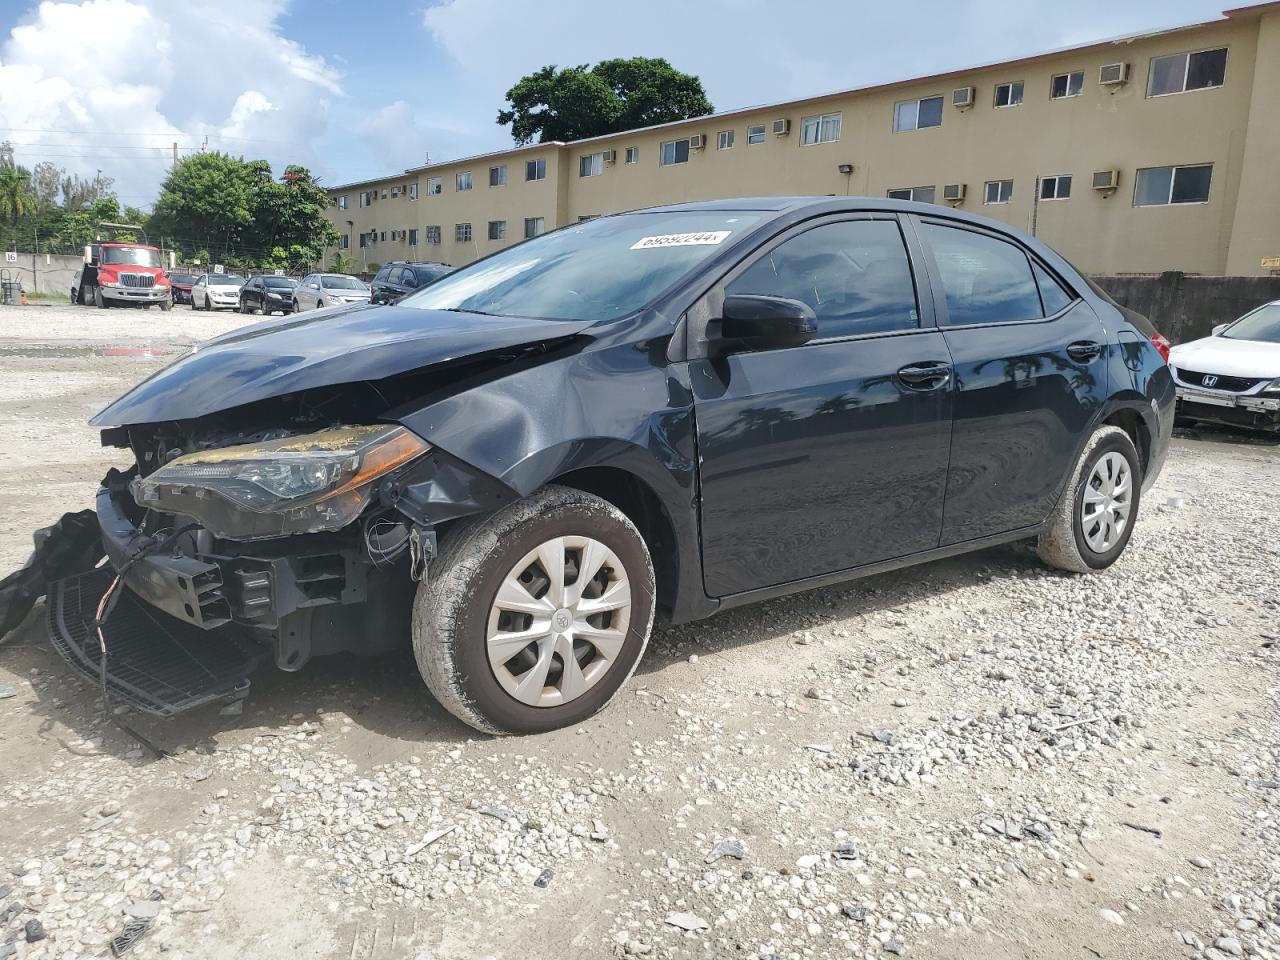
[{"x1": 626, "y1": 195, "x2": 1016, "y2": 228}]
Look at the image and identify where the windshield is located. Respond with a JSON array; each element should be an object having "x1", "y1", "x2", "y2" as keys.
[
  {"x1": 322, "y1": 275, "x2": 366, "y2": 290},
  {"x1": 102, "y1": 246, "x2": 161, "y2": 268},
  {"x1": 1223, "y1": 303, "x2": 1280, "y2": 343},
  {"x1": 208, "y1": 274, "x2": 245, "y2": 286},
  {"x1": 400, "y1": 210, "x2": 763, "y2": 322},
  {"x1": 263, "y1": 276, "x2": 296, "y2": 288}
]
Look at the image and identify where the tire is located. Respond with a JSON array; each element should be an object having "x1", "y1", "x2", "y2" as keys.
[
  {"x1": 93, "y1": 286, "x2": 107, "y2": 309},
  {"x1": 159, "y1": 298, "x2": 172, "y2": 312},
  {"x1": 414, "y1": 486, "x2": 656, "y2": 735},
  {"x1": 239, "y1": 300, "x2": 250, "y2": 314},
  {"x1": 292, "y1": 299, "x2": 300, "y2": 313},
  {"x1": 316, "y1": 299, "x2": 324, "y2": 309},
  {"x1": 1037, "y1": 425, "x2": 1142, "y2": 574},
  {"x1": 204, "y1": 295, "x2": 213, "y2": 311}
]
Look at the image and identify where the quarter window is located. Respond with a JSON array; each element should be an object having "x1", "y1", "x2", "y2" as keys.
[
  {"x1": 455, "y1": 222, "x2": 472, "y2": 242},
  {"x1": 489, "y1": 165, "x2": 507, "y2": 186},
  {"x1": 1039, "y1": 175, "x2": 1072, "y2": 200},
  {"x1": 660, "y1": 139, "x2": 691, "y2": 166},
  {"x1": 625, "y1": 147, "x2": 639, "y2": 164},
  {"x1": 455, "y1": 171, "x2": 472, "y2": 191},
  {"x1": 1134, "y1": 163, "x2": 1212, "y2": 206},
  {"x1": 579, "y1": 153, "x2": 603, "y2": 177},
  {"x1": 1032, "y1": 261, "x2": 1075, "y2": 315},
  {"x1": 524, "y1": 217, "x2": 545, "y2": 239},
  {"x1": 993, "y1": 81, "x2": 1024, "y2": 107},
  {"x1": 921, "y1": 223, "x2": 1044, "y2": 326},
  {"x1": 526, "y1": 158, "x2": 546, "y2": 181},
  {"x1": 1051, "y1": 71, "x2": 1084, "y2": 99},
  {"x1": 727, "y1": 219, "x2": 919, "y2": 339},
  {"x1": 426, "y1": 177, "x2": 442, "y2": 195},
  {"x1": 984, "y1": 180, "x2": 1014, "y2": 204},
  {"x1": 425, "y1": 225, "x2": 441, "y2": 244},
  {"x1": 747, "y1": 123, "x2": 766, "y2": 144},
  {"x1": 488, "y1": 220, "x2": 506, "y2": 240},
  {"x1": 800, "y1": 111, "x2": 842, "y2": 145},
  {"x1": 894, "y1": 96, "x2": 943, "y2": 132},
  {"x1": 887, "y1": 186, "x2": 936, "y2": 203},
  {"x1": 717, "y1": 130, "x2": 734, "y2": 150},
  {"x1": 1148, "y1": 48, "x2": 1227, "y2": 96}
]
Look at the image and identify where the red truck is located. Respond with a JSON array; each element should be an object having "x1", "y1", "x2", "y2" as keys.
[{"x1": 71, "y1": 225, "x2": 172, "y2": 310}]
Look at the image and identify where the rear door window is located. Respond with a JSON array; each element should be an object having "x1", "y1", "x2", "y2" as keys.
[
  {"x1": 398, "y1": 267, "x2": 418, "y2": 287},
  {"x1": 921, "y1": 223, "x2": 1043, "y2": 325},
  {"x1": 725, "y1": 218, "x2": 920, "y2": 339}
]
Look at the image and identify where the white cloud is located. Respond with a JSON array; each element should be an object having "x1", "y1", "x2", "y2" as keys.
[
  {"x1": 0, "y1": 0, "x2": 341, "y2": 205},
  {"x1": 357, "y1": 101, "x2": 433, "y2": 173}
]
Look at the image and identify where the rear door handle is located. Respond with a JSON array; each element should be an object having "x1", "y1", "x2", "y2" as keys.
[
  {"x1": 897, "y1": 362, "x2": 952, "y2": 389},
  {"x1": 1066, "y1": 340, "x2": 1102, "y2": 362}
]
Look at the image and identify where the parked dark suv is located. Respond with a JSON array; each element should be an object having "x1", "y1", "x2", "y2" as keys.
[
  {"x1": 370, "y1": 261, "x2": 454, "y2": 304},
  {"x1": 49, "y1": 197, "x2": 1173, "y2": 735}
]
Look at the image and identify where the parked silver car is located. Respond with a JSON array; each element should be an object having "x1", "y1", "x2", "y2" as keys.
[
  {"x1": 190, "y1": 273, "x2": 246, "y2": 311},
  {"x1": 292, "y1": 274, "x2": 371, "y2": 312}
]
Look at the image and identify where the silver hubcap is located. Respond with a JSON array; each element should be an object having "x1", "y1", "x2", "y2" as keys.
[
  {"x1": 486, "y1": 536, "x2": 632, "y2": 708},
  {"x1": 1080, "y1": 451, "x2": 1132, "y2": 553}
]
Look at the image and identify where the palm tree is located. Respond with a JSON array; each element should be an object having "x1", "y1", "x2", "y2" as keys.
[{"x1": 0, "y1": 167, "x2": 34, "y2": 223}]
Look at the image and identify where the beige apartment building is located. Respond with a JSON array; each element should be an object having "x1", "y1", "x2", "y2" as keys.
[{"x1": 324, "y1": 2, "x2": 1280, "y2": 277}]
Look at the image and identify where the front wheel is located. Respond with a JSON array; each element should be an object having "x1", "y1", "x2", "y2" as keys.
[
  {"x1": 204, "y1": 295, "x2": 213, "y2": 311},
  {"x1": 159, "y1": 298, "x2": 172, "y2": 312},
  {"x1": 414, "y1": 486, "x2": 656, "y2": 735},
  {"x1": 93, "y1": 286, "x2": 107, "y2": 309},
  {"x1": 1037, "y1": 425, "x2": 1142, "y2": 574}
]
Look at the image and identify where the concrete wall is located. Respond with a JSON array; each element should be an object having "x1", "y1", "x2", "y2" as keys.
[
  {"x1": 1, "y1": 253, "x2": 83, "y2": 295},
  {"x1": 1093, "y1": 271, "x2": 1280, "y2": 343}
]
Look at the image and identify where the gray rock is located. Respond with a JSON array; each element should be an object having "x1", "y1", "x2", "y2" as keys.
[
  {"x1": 884, "y1": 940, "x2": 906, "y2": 955},
  {"x1": 705, "y1": 839, "x2": 745, "y2": 864},
  {"x1": 665, "y1": 912, "x2": 709, "y2": 932},
  {"x1": 1214, "y1": 936, "x2": 1243, "y2": 957},
  {"x1": 533, "y1": 868, "x2": 553, "y2": 888},
  {"x1": 125, "y1": 900, "x2": 163, "y2": 919},
  {"x1": 833, "y1": 843, "x2": 861, "y2": 861},
  {"x1": 842, "y1": 904, "x2": 866, "y2": 921},
  {"x1": 24, "y1": 919, "x2": 46, "y2": 943},
  {"x1": 0, "y1": 684, "x2": 17, "y2": 700}
]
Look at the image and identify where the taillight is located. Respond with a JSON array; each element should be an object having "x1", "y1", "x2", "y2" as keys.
[{"x1": 1151, "y1": 331, "x2": 1171, "y2": 364}]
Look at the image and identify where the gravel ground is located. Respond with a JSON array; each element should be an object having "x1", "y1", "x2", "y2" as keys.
[{"x1": 0, "y1": 301, "x2": 1277, "y2": 960}]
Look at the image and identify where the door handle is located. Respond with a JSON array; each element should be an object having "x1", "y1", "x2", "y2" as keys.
[
  {"x1": 897, "y1": 362, "x2": 952, "y2": 389},
  {"x1": 1066, "y1": 340, "x2": 1102, "y2": 362}
]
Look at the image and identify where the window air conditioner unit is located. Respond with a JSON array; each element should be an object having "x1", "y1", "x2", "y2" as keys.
[
  {"x1": 952, "y1": 86, "x2": 975, "y2": 108},
  {"x1": 772, "y1": 118, "x2": 790, "y2": 136},
  {"x1": 688, "y1": 134, "x2": 706, "y2": 149},
  {"x1": 1098, "y1": 62, "x2": 1130, "y2": 86},
  {"x1": 1092, "y1": 169, "x2": 1120, "y2": 191},
  {"x1": 943, "y1": 183, "x2": 967, "y2": 202},
  {"x1": 602, "y1": 149, "x2": 617, "y2": 163}
]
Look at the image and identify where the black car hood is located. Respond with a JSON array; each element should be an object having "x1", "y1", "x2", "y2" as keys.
[{"x1": 91, "y1": 303, "x2": 594, "y2": 427}]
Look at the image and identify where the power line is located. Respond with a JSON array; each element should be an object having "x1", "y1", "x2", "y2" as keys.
[{"x1": 0, "y1": 126, "x2": 295, "y2": 145}]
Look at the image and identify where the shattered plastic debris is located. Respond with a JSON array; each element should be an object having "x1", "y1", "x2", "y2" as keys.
[
  {"x1": 665, "y1": 912, "x2": 709, "y2": 932},
  {"x1": 110, "y1": 889, "x2": 162, "y2": 956},
  {"x1": 0, "y1": 509, "x2": 103, "y2": 640},
  {"x1": 705, "y1": 839, "x2": 746, "y2": 864}
]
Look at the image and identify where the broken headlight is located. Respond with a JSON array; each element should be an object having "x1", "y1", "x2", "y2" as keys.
[{"x1": 132, "y1": 424, "x2": 430, "y2": 540}]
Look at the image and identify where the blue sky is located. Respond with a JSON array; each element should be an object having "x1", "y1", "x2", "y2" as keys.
[{"x1": 0, "y1": 0, "x2": 1237, "y2": 203}]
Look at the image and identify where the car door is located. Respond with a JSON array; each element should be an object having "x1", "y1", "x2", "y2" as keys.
[
  {"x1": 913, "y1": 217, "x2": 1108, "y2": 543},
  {"x1": 396, "y1": 267, "x2": 420, "y2": 301},
  {"x1": 690, "y1": 214, "x2": 955, "y2": 597},
  {"x1": 296, "y1": 275, "x2": 317, "y2": 310},
  {"x1": 192, "y1": 274, "x2": 207, "y2": 305},
  {"x1": 242, "y1": 277, "x2": 257, "y2": 310}
]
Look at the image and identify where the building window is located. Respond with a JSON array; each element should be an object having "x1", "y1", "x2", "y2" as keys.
[
  {"x1": 408, "y1": 183, "x2": 419, "y2": 200},
  {"x1": 800, "y1": 111, "x2": 841, "y2": 145},
  {"x1": 359, "y1": 191, "x2": 373, "y2": 207},
  {"x1": 887, "y1": 186, "x2": 936, "y2": 203},
  {"x1": 717, "y1": 130, "x2": 734, "y2": 150},
  {"x1": 894, "y1": 96, "x2": 943, "y2": 132},
  {"x1": 747, "y1": 123, "x2": 766, "y2": 144},
  {"x1": 358, "y1": 233, "x2": 367, "y2": 248},
  {"x1": 408, "y1": 228, "x2": 418, "y2": 245},
  {"x1": 625, "y1": 146, "x2": 639, "y2": 164},
  {"x1": 579, "y1": 153, "x2": 603, "y2": 177},
  {"x1": 1051, "y1": 71, "x2": 1084, "y2": 99},
  {"x1": 337, "y1": 195, "x2": 348, "y2": 210},
  {"x1": 380, "y1": 231, "x2": 386, "y2": 242},
  {"x1": 526, "y1": 158, "x2": 546, "y2": 181},
  {"x1": 487, "y1": 220, "x2": 506, "y2": 241},
  {"x1": 660, "y1": 139, "x2": 691, "y2": 166},
  {"x1": 456, "y1": 171, "x2": 473, "y2": 191},
  {"x1": 1148, "y1": 48, "x2": 1227, "y2": 97},
  {"x1": 1134, "y1": 163, "x2": 1213, "y2": 206},
  {"x1": 339, "y1": 234, "x2": 349, "y2": 249},
  {"x1": 1039, "y1": 175, "x2": 1072, "y2": 200},
  {"x1": 455, "y1": 223, "x2": 472, "y2": 242},
  {"x1": 524, "y1": 217, "x2": 545, "y2": 239},
  {"x1": 489, "y1": 165, "x2": 507, "y2": 187},
  {"x1": 994, "y1": 81, "x2": 1024, "y2": 108},
  {"x1": 425, "y1": 225, "x2": 441, "y2": 245},
  {"x1": 984, "y1": 179, "x2": 1014, "y2": 204},
  {"x1": 426, "y1": 177, "x2": 442, "y2": 196}
]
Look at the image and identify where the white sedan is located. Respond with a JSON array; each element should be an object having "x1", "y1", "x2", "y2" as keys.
[
  {"x1": 1169, "y1": 300, "x2": 1280, "y2": 433},
  {"x1": 190, "y1": 273, "x2": 246, "y2": 311},
  {"x1": 291, "y1": 273, "x2": 371, "y2": 312}
]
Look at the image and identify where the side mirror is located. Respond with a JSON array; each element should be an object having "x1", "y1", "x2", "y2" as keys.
[
  {"x1": 1212, "y1": 323, "x2": 1229, "y2": 336},
  {"x1": 714, "y1": 295, "x2": 817, "y2": 353}
]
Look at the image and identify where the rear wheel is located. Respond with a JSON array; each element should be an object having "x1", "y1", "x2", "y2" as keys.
[
  {"x1": 414, "y1": 486, "x2": 656, "y2": 735},
  {"x1": 291, "y1": 299, "x2": 300, "y2": 313},
  {"x1": 1037, "y1": 425, "x2": 1142, "y2": 573}
]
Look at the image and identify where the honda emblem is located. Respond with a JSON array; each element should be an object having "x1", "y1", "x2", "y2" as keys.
[{"x1": 1202, "y1": 375, "x2": 1218, "y2": 388}]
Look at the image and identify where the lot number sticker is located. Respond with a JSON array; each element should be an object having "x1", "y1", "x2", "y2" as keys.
[{"x1": 631, "y1": 231, "x2": 731, "y2": 250}]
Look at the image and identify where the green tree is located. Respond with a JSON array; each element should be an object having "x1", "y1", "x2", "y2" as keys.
[
  {"x1": 328, "y1": 250, "x2": 354, "y2": 274},
  {"x1": 0, "y1": 164, "x2": 34, "y2": 223},
  {"x1": 497, "y1": 57, "x2": 713, "y2": 145}
]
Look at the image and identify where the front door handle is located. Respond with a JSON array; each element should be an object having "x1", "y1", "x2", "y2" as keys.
[
  {"x1": 897, "y1": 362, "x2": 952, "y2": 389},
  {"x1": 1066, "y1": 340, "x2": 1103, "y2": 362}
]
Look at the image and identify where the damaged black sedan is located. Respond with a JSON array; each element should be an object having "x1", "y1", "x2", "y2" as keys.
[{"x1": 40, "y1": 197, "x2": 1173, "y2": 734}]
